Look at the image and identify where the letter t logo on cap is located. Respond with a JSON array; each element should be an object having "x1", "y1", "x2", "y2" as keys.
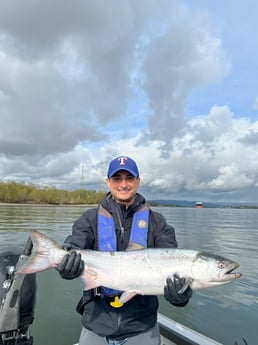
[{"x1": 118, "y1": 157, "x2": 128, "y2": 166}]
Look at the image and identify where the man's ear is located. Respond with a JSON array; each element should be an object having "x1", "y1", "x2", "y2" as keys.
[{"x1": 106, "y1": 177, "x2": 111, "y2": 188}]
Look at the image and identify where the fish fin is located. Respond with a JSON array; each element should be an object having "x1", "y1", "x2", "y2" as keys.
[
  {"x1": 81, "y1": 268, "x2": 99, "y2": 291},
  {"x1": 126, "y1": 241, "x2": 145, "y2": 251},
  {"x1": 17, "y1": 230, "x2": 63, "y2": 275},
  {"x1": 178, "y1": 278, "x2": 193, "y2": 294},
  {"x1": 119, "y1": 290, "x2": 138, "y2": 303}
]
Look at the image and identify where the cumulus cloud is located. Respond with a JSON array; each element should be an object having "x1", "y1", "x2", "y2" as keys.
[{"x1": 0, "y1": 1, "x2": 257, "y2": 202}]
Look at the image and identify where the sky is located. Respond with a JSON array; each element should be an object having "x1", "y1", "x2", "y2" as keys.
[{"x1": 0, "y1": 0, "x2": 258, "y2": 203}]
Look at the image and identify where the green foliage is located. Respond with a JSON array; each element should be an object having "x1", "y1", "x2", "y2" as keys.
[{"x1": 0, "y1": 181, "x2": 106, "y2": 205}]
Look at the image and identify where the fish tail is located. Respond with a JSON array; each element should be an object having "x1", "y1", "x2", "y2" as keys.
[{"x1": 17, "y1": 230, "x2": 64, "y2": 275}]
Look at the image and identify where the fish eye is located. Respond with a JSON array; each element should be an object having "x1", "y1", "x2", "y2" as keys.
[{"x1": 218, "y1": 262, "x2": 225, "y2": 269}]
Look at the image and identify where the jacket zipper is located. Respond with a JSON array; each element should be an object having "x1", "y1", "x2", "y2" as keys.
[{"x1": 115, "y1": 207, "x2": 125, "y2": 243}]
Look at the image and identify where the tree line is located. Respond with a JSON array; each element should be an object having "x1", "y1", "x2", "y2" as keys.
[{"x1": 0, "y1": 181, "x2": 106, "y2": 205}]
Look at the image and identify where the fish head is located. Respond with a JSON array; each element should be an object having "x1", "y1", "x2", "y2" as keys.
[{"x1": 191, "y1": 252, "x2": 241, "y2": 289}]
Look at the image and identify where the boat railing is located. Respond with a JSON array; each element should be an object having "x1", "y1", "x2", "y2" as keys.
[{"x1": 158, "y1": 313, "x2": 222, "y2": 345}]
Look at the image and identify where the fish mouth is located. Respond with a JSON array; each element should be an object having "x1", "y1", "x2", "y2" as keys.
[{"x1": 223, "y1": 262, "x2": 241, "y2": 281}]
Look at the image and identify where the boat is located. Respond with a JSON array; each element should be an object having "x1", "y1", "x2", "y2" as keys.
[
  {"x1": 0, "y1": 238, "x2": 36, "y2": 345},
  {"x1": 195, "y1": 201, "x2": 203, "y2": 208},
  {"x1": 158, "y1": 313, "x2": 222, "y2": 345},
  {"x1": 71, "y1": 313, "x2": 222, "y2": 345}
]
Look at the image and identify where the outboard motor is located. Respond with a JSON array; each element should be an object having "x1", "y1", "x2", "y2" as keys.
[{"x1": 0, "y1": 238, "x2": 36, "y2": 345}]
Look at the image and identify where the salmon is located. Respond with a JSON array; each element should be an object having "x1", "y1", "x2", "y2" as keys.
[{"x1": 17, "y1": 231, "x2": 241, "y2": 304}]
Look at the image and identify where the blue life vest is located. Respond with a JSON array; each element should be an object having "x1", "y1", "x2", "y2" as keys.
[{"x1": 97, "y1": 203, "x2": 149, "y2": 297}]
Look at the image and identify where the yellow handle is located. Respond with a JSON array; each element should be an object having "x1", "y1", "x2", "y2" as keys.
[{"x1": 110, "y1": 296, "x2": 124, "y2": 308}]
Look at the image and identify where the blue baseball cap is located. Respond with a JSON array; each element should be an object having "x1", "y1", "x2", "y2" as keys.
[{"x1": 107, "y1": 156, "x2": 139, "y2": 178}]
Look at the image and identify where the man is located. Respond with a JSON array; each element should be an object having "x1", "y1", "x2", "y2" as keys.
[{"x1": 57, "y1": 156, "x2": 192, "y2": 345}]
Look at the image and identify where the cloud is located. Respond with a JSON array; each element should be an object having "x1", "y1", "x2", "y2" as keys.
[
  {"x1": 252, "y1": 96, "x2": 258, "y2": 110},
  {"x1": 0, "y1": 1, "x2": 257, "y2": 202},
  {"x1": 0, "y1": 1, "x2": 144, "y2": 156},
  {"x1": 0, "y1": 1, "x2": 229, "y2": 152},
  {"x1": 1, "y1": 105, "x2": 258, "y2": 202}
]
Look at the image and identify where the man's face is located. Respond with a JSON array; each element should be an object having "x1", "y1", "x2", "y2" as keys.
[{"x1": 106, "y1": 170, "x2": 140, "y2": 206}]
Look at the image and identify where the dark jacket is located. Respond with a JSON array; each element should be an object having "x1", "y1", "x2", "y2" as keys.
[{"x1": 64, "y1": 193, "x2": 178, "y2": 339}]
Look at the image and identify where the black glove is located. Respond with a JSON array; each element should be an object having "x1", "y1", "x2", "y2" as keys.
[
  {"x1": 56, "y1": 245, "x2": 84, "y2": 280},
  {"x1": 164, "y1": 274, "x2": 193, "y2": 306}
]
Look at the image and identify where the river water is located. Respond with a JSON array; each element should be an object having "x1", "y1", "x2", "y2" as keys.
[{"x1": 0, "y1": 205, "x2": 257, "y2": 345}]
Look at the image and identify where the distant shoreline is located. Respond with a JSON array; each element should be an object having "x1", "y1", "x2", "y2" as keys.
[
  {"x1": 0, "y1": 202, "x2": 97, "y2": 207},
  {"x1": 0, "y1": 202, "x2": 257, "y2": 209}
]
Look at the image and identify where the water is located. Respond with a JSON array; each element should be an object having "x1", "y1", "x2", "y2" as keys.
[
  {"x1": 156, "y1": 207, "x2": 258, "y2": 345},
  {"x1": 0, "y1": 205, "x2": 257, "y2": 345}
]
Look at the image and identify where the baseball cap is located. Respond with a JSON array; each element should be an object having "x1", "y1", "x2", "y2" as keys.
[{"x1": 107, "y1": 156, "x2": 139, "y2": 178}]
